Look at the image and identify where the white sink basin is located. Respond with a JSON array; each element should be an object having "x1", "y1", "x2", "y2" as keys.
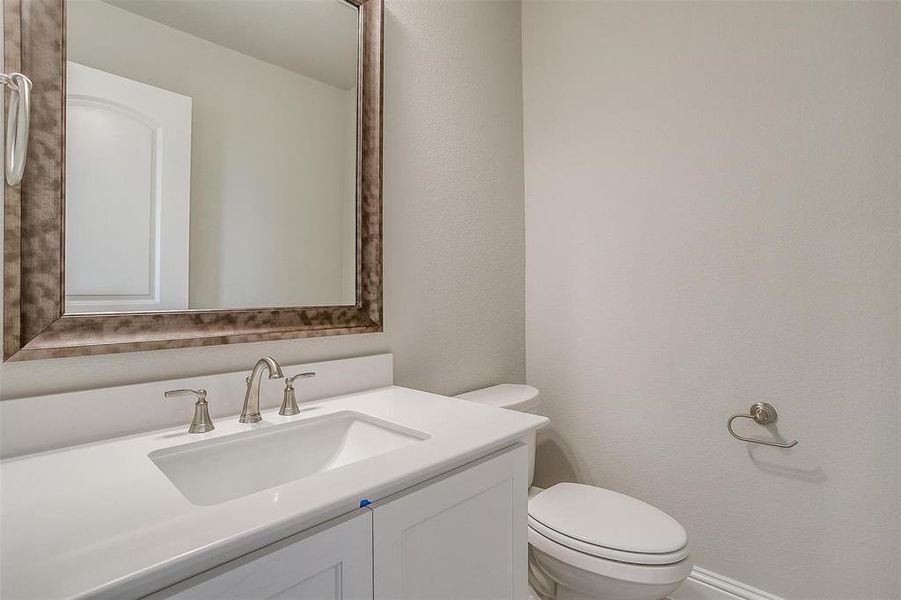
[{"x1": 150, "y1": 411, "x2": 429, "y2": 505}]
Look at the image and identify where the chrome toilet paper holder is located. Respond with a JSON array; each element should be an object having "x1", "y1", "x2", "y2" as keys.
[{"x1": 727, "y1": 402, "x2": 798, "y2": 448}]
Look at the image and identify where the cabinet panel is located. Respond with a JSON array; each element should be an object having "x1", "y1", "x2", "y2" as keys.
[
  {"x1": 372, "y1": 445, "x2": 529, "y2": 600},
  {"x1": 148, "y1": 510, "x2": 372, "y2": 600}
]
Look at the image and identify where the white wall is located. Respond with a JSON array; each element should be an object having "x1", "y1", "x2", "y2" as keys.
[
  {"x1": 68, "y1": 0, "x2": 355, "y2": 308},
  {"x1": 0, "y1": 0, "x2": 525, "y2": 399},
  {"x1": 523, "y1": 2, "x2": 899, "y2": 599}
]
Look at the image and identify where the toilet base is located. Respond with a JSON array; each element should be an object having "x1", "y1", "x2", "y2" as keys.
[
  {"x1": 555, "y1": 582, "x2": 678, "y2": 600},
  {"x1": 530, "y1": 545, "x2": 687, "y2": 600}
]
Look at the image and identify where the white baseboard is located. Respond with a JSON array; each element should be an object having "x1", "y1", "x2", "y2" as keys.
[{"x1": 669, "y1": 567, "x2": 784, "y2": 600}]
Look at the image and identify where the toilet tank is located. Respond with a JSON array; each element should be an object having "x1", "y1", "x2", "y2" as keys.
[{"x1": 455, "y1": 384, "x2": 540, "y2": 485}]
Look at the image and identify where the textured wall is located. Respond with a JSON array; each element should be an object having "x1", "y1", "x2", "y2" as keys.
[
  {"x1": 0, "y1": 0, "x2": 526, "y2": 399},
  {"x1": 523, "y1": 2, "x2": 900, "y2": 598}
]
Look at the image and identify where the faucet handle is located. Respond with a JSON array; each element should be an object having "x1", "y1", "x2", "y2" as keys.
[
  {"x1": 165, "y1": 388, "x2": 215, "y2": 434},
  {"x1": 165, "y1": 388, "x2": 207, "y2": 400},
  {"x1": 280, "y1": 372, "x2": 316, "y2": 416},
  {"x1": 285, "y1": 372, "x2": 316, "y2": 387}
]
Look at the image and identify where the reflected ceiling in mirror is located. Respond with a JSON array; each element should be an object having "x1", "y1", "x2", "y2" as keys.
[{"x1": 64, "y1": 0, "x2": 359, "y2": 314}]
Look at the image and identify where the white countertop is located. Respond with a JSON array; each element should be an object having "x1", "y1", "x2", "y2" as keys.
[{"x1": 0, "y1": 386, "x2": 547, "y2": 600}]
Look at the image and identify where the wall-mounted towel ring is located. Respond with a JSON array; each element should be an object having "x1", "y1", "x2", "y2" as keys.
[
  {"x1": 727, "y1": 402, "x2": 798, "y2": 448},
  {"x1": 1, "y1": 72, "x2": 32, "y2": 186}
]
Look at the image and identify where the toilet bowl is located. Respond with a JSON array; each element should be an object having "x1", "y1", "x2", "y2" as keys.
[
  {"x1": 527, "y1": 482, "x2": 692, "y2": 600},
  {"x1": 456, "y1": 385, "x2": 692, "y2": 600}
]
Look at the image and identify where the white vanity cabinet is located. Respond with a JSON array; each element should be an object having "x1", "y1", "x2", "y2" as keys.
[
  {"x1": 147, "y1": 510, "x2": 374, "y2": 600},
  {"x1": 372, "y1": 444, "x2": 529, "y2": 600},
  {"x1": 148, "y1": 445, "x2": 527, "y2": 600}
]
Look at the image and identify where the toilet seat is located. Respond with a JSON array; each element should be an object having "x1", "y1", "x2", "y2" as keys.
[
  {"x1": 528, "y1": 517, "x2": 689, "y2": 565},
  {"x1": 528, "y1": 526, "x2": 693, "y2": 589},
  {"x1": 527, "y1": 483, "x2": 689, "y2": 566}
]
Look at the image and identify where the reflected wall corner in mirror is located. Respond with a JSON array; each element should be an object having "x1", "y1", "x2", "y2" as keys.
[{"x1": 2, "y1": 0, "x2": 384, "y2": 362}]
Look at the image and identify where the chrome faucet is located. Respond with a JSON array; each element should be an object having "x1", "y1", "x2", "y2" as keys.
[
  {"x1": 240, "y1": 357, "x2": 284, "y2": 423},
  {"x1": 280, "y1": 372, "x2": 316, "y2": 415},
  {"x1": 165, "y1": 388, "x2": 215, "y2": 433}
]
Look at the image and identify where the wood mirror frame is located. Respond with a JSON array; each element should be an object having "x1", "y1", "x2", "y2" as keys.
[{"x1": 2, "y1": 0, "x2": 383, "y2": 361}]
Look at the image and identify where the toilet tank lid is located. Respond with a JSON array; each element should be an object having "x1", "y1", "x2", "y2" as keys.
[{"x1": 455, "y1": 384, "x2": 540, "y2": 411}]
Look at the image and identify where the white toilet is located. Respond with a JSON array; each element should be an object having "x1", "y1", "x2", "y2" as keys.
[{"x1": 457, "y1": 385, "x2": 692, "y2": 600}]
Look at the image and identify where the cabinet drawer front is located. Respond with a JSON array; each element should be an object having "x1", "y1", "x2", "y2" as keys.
[
  {"x1": 372, "y1": 445, "x2": 529, "y2": 600},
  {"x1": 148, "y1": 510, "x2": 373, "y2": 600}
]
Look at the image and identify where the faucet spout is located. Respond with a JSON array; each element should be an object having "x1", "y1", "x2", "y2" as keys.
[{"x1": 240, "y1": 357, "x2": 284, "y2": 423}]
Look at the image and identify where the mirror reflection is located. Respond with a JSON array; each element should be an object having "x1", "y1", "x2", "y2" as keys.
[{"x1": 64, "y1": 0, "x2": 359, "y2": 313}]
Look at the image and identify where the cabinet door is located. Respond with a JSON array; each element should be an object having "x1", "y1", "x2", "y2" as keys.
[
  {"x1": 149, "y1": 510, "x2": 372, "y2": 600},
  {"x1": 372, "y1": 445, "x2": 529, "y2": 600}
]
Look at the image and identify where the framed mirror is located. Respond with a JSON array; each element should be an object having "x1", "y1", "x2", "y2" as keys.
[{"x1": 3, "y1": 0, "x2": 383, "y2": 361}]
